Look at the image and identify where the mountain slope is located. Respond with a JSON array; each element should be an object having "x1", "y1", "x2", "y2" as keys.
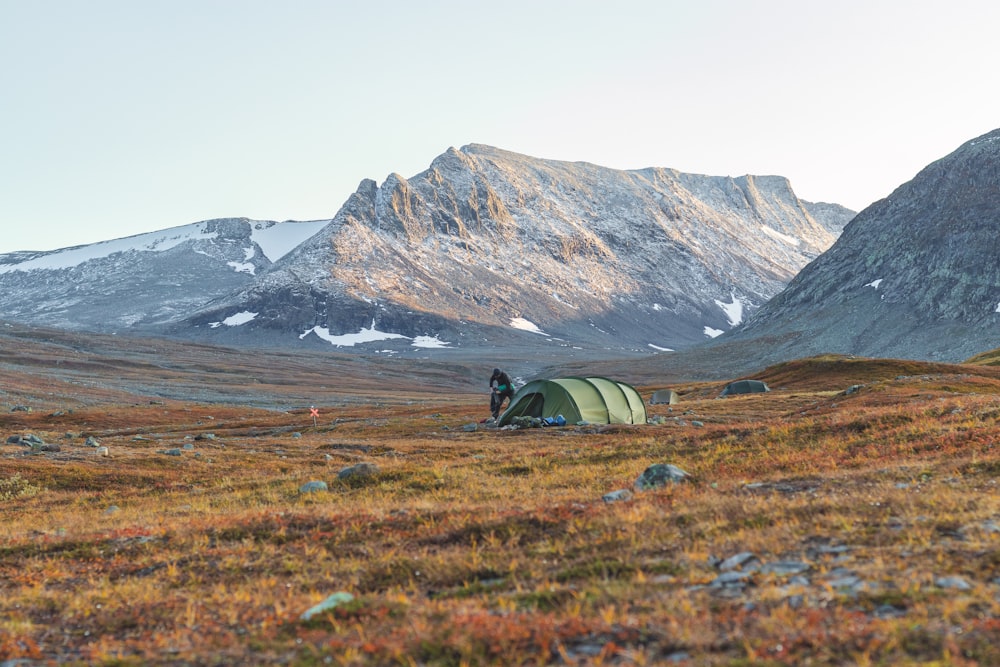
[
  {"x1": 185, "y1": 144, "x2": 848, "y2": 353},
  {"x1": 722, "y1": 128, "x2": 1000, "y2": 363},
  {"x1": 0, "y1": 218, "x2": 329, "y2": 332}
]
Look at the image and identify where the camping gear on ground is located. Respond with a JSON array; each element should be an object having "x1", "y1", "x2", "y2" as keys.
[
  {"x1": 719, "y1": 379, "x2": 770, "y2": 397},
  {"x1": 497, "y1": 377, "x2": 646, "y2": 426},
  {"x1": 650, "y1": 389, "x2": 679, "y2": 405}
]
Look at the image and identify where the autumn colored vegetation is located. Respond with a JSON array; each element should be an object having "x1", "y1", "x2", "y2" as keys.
[{"x1": 3, "y1": 353, "x2": 1000, "y2": 665}]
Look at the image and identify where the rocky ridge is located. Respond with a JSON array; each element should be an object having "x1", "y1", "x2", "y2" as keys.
[{"x1": 184, "y1": 144, "x2": 851, "y2": 353}]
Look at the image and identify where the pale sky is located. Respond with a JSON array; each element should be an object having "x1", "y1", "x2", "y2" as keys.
[{"x1": 2, "y1": 0, "x2": 997, "y2": 254}]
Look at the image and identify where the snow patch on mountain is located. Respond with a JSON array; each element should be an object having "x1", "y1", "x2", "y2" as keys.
[
  {"x1": 511, "y1": 318, "x2": 547, "y2": 335},
  {"x1": 251, "y1": 219, "x2": 329, "y2": 261},
  {"x1": 866, "y1": 279, "x2": 884, "y2": 289},
  {"x1": 300, "y1": 321, "x2": 453, "y2": 349},
  {"x1": 210, "y1": 311, "x2": 258, "y2": 328},
  {"x1": 704, "y1": 326, "x2": 724, "y2": 338},
  {"x1": 0, "y1": 223, "x2": 218, "y2": 274},
  {"x1": 715, "y1": 294, "x2": 745, "y2": 326}
]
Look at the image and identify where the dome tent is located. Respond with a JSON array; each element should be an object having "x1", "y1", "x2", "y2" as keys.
[
  {"x1": 650, "y1": 389, "x2": 679, "y2": 405},
  {"x1": 719, "y1": 379, "x2": 770, "y2": 397},
  {"x1": 498, "y1": 377, "x2": 646, "y2": 426}
]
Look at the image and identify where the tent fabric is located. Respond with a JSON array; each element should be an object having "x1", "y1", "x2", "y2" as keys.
[
  {"x1": 498, "y1": 377, "x2": 647, "y2": 426},
  {"x1": 650, "y1": 389, "x2": 679, "y2": 405},
  {"x1": 719, "y1": 379, "x2": 770, "y2": 397}
]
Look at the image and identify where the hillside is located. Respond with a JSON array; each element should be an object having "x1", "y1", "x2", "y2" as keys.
[
  {"x1": 721, "y1": 128, "x2": 1000, "y2": 364},
  {"x1": 3, "y1": 350, "x2": 1000, "y2": 665}
]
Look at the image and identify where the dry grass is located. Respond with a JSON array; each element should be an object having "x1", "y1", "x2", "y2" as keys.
[{"x1": 2, "y1": 355, "x2": 1000, "y2": 665}]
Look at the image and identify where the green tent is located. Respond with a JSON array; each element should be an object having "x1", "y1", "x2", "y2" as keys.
[
  {"x1": 498, "y1": 377, "x2": 647, "y2": 426},
  {"x1": 719, "y1": 379, "x2": 770, "y2": 397},
  {"x1": 650, "y1": 389, "x2": 679, "y2": 405}
]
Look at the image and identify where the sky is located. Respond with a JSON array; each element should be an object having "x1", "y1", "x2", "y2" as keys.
[{"x1": 2, "y1": 0, "x2": 998, "y2": 254}]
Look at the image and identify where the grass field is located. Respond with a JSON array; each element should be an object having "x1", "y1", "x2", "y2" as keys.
[{"x1": 3, "y1": 354, "x2": 1000, "y2": 665}]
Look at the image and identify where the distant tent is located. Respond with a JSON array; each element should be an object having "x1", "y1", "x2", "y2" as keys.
[
  {"x1": 498, "y1": 377, "x2": 646, "y2": 426},
  {"x1": 719, "y1": 379, "x2": 770, "y2": 397},
  {"x1": 650, "y1": 389, "x2": 680, "y2": 405}
]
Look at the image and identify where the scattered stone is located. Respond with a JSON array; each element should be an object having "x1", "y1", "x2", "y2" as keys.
[
  {"x1": 718, "y1": 552, "x2": 757, "y2": 572},
  {"x1": 183, "y1": 443, "x2": 195, "y2": 450},
  {"x1": 462, "y1": 423, "x2": 478, "y2": 432},
  {"x1": 844, "y1": 384, "x2": 865, "y2": 395},
  {"x1": 96, "y1": 446, "x2": 110, "y2": 457},
  {"x1": 162, "y1": 448, "x2": 183, "y2": 457},
  {"x1": 761, "y1": 561, "x2": 811, "y2": 576},
  {"x1": 300, "y1": 592, "x2": 355, "y2": 621},
  {"x1": 39, "y1": 443, "x2": 61, "y2": 453},
  {"x1": 194, "y1": 433, "x2": 215, "y2": 441},
  {"x1": 873, "y1": 604, "x2": 906, "y2": 619},
  {"x1": 85, "y1": 436, "x2": 100, "y2": 447},
  {"x1": 635, "y1": 463, "x2": 690, "y2": 491},
  {"x1": 105, "y1": 505, "x2": 120, "y2": 515},
  {"x1": 691, "y1": 420, "x2": 704, "y2": 428},
  {"x1": 292, "y1": 432, "x2": 302, "y2": 438},
  {"x1": 5, "y1": 435, "x2": 21, "y2": 445},
  {"x1": 24, "y1": 434, "x2": 44, "y2": 446},
  {"x1": 935, "y1": 576, "x2": 972, "y2": 591},
  {"x1": 338, "y1": 462, "x2": 380, "y2": 480},
  {"x1": 11, "y1": 405, "x2": 32, "y2": 413},
  {"x1": 602, "y1": 489, "x2": 633, "y2": 503},
  {"x1": 299, "y1": 481, "x2": 328, "y2": 494},
  {"x1": 711, "y1": 571, "x2": 751, "y2": 587}
]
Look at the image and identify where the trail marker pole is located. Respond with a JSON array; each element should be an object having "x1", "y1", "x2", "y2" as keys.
[{"x1": 310, "y1": 406, "x2": 319, "y2": 428}]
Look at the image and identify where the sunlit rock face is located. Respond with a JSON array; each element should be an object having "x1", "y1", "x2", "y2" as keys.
[{"x1": 184, "y1": 144, "x2": 846, "y2": 353}]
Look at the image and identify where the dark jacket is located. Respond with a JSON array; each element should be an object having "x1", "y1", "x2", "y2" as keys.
[{"x1": 489, "y1": 369, "x2": 514, "y2": 395}]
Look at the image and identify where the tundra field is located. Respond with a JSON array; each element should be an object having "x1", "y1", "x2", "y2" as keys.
[{"x1": 3, "y1": 351, "x2": 1000, "y2": 666}]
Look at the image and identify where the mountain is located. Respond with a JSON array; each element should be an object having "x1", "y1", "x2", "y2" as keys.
[
  {"x1": 180, "y1": 145, "x2": 849, "y2": 354},
  {"x1": 0, "y1": 145, "x2": 853, "y2": 356},
  {"x1": 721, "y1": 128, "x2": 1000, "y2": 363},
  {"x1": 0, "y1": 218, "x2": 329, "y2": 332}
]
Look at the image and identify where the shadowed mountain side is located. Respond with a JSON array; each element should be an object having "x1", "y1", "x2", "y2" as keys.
[{"x1": 717, "y1": 128, "x2": 1000, "y2": 363}]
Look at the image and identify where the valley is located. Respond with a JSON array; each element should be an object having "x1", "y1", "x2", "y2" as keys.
[{"x1": 2, "y1": 331, "x2": 1000, "y2": 665}]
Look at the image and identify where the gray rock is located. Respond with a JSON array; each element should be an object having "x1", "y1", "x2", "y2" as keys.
[
  {"x1": 195, "y1": 433, "x2": 215, "y2": 441},
  {"x1": 635, "y1": 463, "x2": 690, "y2": 491},
  {"x1": 96, "y1": 446, "x2": 110, "y2": 457},
  {"x1": 602, "y1": 489, "x2": 633, "y2": 503},
  {"x1": 85, "y1": 436, "x2": 100, "y2": 447},
  {"x1": 300, "y1": 592, "x2": 355, "y2": 621},
  {"x1": 338, "y1": 462, "x2": 380, "y2": 480},
  {"x1": 760, "y1": 561, "x2": 810, "y2": 576},
  {"x1": 462, "y1": 423, "x2": 479, "y2": 432},
  {"x1": 718, "y1": 552, "x2": 757, "y2": 571},
  {"x1": 711, "y1": 571, "x2": 751, "y2": 587},
  {"x1": 299, "y1": 481, "x2": 328, "y2": 494},
  {"x1": 5, "y1": 435, "x2": 22, "y2": 445},
  {"x1": 162, "y1": 448, "x2": 183, "y2": 456},
  {"x1": 11, "y1": 405, "x2": 32, "y2": 413},
  {"x1": 935, "y1": 576, "x2": 972, "y2": 591},
  {"x1": 105, "y1": 505, "x2": 120, "y2": 514},
  {"x1": 24, "y1": 434, "x2": 44, "y2": 445}
]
